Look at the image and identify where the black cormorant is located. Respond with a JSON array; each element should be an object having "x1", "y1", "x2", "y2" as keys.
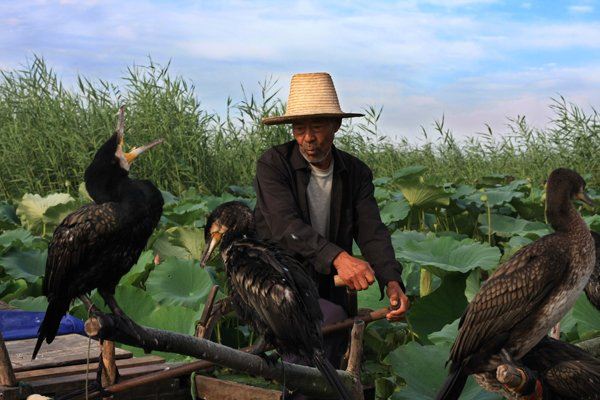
[
  {"x1": 33, "y1": 107, "x2": 164, "y2": 359},
  {"x1": 475, "y1": 336, "x2": 600, "y2": 400},
  {"x1": 200, "y1": 201, "x2": 353, "y2": 400},
  {"x1": 435, "y1": 168, "x2": 596, "y2": 400}
]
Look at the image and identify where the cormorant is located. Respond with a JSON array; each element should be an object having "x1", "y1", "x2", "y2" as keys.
[
  {"x1": 33, "y1": 107, "x2": 164, "y2": 359},
  {"x1": 435, "y1": 168, "x2": 596, "y2": 400},
  {"x1": 475, "y1": 336, "x2": 600, "y2": 400},
  {"x1": 200, "y1": 201, "x2": 353, "y2": 400}
]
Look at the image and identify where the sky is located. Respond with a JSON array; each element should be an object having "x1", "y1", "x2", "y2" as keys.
[{"x1": 1, "y1": 0, "x2": 599, "y2": 140}]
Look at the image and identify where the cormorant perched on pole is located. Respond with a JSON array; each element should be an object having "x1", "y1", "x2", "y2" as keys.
[
  {"x1": 475, "y1": 336, "x2": 600, "y2": 400},
  {"x1": 33, "y1": 107, "x2": 164, "y2": 360},
  {"x1": 435, "y1": 168, "x2": 596, "y2": 400},
  {"x1": 200, "y1": 201, "x2": 353, "y2": 400}
]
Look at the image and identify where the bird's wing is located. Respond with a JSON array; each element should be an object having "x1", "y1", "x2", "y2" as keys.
[
  {"x1": 43, "y1": 203, "x2": 120, "y2": 297},
  {"x1": 227, "y1": 239, "x2": 322, "y2": 350},
  {"x1": 450, "y1": 236, "x2": 569, "y2": 364},
  {"x1": 544, "y1": 360, "x2": 600, "y2": 398}
]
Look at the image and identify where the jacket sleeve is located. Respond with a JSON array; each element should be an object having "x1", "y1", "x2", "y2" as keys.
[
  {"x1": 353, "y1": 164, "x2": 405, "y2": 297},
  {"x1": 254, "y1": 156, "x2": 343, "y2": 275}
]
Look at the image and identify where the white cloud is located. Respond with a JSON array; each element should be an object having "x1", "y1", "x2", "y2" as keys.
[
  {"x1": 568, "y1": 4, "x2": 594, "y2": 13},
  {"x1": 0, "y1": 0, "x2": 599, "y2": 141}
]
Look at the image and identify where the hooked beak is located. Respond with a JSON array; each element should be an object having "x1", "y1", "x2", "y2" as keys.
[
  {"x1": 200, "y1": 233, "x2": 221, "y2": 268},
  {"x1": 576, "y1": 191, "x2": 595, "y2": 207},
  {"x1": 124, "y1": 138, "x2": 164, "y2": 164}
]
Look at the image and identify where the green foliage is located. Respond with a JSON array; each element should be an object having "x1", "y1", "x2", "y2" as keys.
[
  {"x1": 1, "y1": 158, "x2": 600, "y2": 397},
  {"x1": 2, "y1": 58, "x2": 600, "y2": 199},
  {"x1": 145, "y1": 257, "x2": 214, "y2": 310}
]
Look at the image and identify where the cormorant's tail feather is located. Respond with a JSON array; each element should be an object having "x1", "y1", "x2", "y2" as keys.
[
  {"x1": 312, "y1": 351, "x2": 353, "y2": 400},
  {"x1": 32, "y1": 299, "x2": 69, "y2": 360},
  {"x1": 435, "y1": 363, "x2": 469, "y2": 400}
]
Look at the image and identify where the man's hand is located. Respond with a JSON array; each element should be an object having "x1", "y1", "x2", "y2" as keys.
[
  {"x1": 332, "y1": 251, "x2": 375, "y2": 291},
  {"x1": 386, "y1": 281, "x2": 410, "y2": 322}
]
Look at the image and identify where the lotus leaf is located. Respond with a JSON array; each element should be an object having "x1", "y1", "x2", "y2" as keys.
[
  {"x1": 0, "y1": 202, "x2": 19, "y2": 229},
  {"x1": 0, "y1": 229, "x2": 36, "y2": 250},
  {"x1": 120, "y1": 250, "x2": 155, "y2": 286},
  {"x1": 16, "y1": 193, "x2": 76, "y2": 234},
  {"x1": 407, "y1": 274, "x2": 467, "y2": 342},
  {"x1": 478, "y1": 214, "x2": 550, "y2": 239},
  {"x1": 145, "y1": 257, "x2": 214, "y2": 310},
  {"x1": 167, "y1": 226, "x2": 205, "y2": 260},
  {"x1": 393, "y1": 165, "x2": 426, "y2": 181},
  {"x1": 561, "y1": 293, "x2": 600, "y2": 339},
  {"x1": 428, "y1": 319, "x2": 460, "y2": 346},
  {"x1": 0, "y1": 249, "x2": 47, "y2": 283},
  {"x1": 380, "y1": 199, "x2": 410, "y2": 225},
  {"x1": 385, "y1": 341, "x2": 500, "y2": 399},
  {"x1": 395, "y1": 234, "x2": 501, "y2": 274},
  {"x1": 10, "y1": 296, "x2": 48, "y2": 311},
  {"x1": 398, "y1": 182, "x2": 449, "y2": 209}
]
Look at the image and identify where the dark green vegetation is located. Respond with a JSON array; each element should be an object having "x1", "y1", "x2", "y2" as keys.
[
  {"x1": 2, "y1": 168, "x2": 600, "y2": 399},
  {"x1": 1, "y1": 57, "x2": 600, "y2": 200}
]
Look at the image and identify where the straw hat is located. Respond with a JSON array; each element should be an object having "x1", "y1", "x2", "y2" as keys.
[{"x1": 262, "y1": 72, "x2": 363, "y2": 125}]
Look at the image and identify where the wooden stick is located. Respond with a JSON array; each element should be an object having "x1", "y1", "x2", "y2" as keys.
[
  {"x1": 80, "y1": 307, "x2": 390, "y2": 399},
  {"x1": 84, "y1": 313, "x2": 358, "y2": 398},
  {"x1": 0, "y1": 330, "x2": 16, "y2": 387},
  {"x1": 100, "y1": 340, "x2": 118, "y2": 391},
  {"x1": 195, "y1": 285, "x2": 220, "y2": 339},
  {"x1": 346, "y1": 320, "x2": 365, "y2": 377}
]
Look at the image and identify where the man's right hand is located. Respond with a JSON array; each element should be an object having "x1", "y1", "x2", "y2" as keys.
[{"x1": 332, "y1": 251, "x2": 375, "y2": 290}]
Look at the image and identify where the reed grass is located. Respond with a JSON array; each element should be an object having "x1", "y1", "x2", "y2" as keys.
[{"x1": 0, "y1": 56, "x2": 598, "y2": 199}]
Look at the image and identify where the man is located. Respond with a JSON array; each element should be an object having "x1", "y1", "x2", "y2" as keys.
[{"x1": 253, "y1": 72, "x2": 409, "y2": 368}]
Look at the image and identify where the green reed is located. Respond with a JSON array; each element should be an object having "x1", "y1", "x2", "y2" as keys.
[{"x1": 0, "y1": 56, "x2": 598, "y2": 199}]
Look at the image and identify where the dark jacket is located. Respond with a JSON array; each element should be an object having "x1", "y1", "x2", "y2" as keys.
[{"x1": 253, "y1": 140, "x2": 404, "y2": 310}]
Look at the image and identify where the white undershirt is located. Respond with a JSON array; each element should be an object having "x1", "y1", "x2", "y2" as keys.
[{"x1": 307, "y1": 160, "x2": 334, "y2": 239}]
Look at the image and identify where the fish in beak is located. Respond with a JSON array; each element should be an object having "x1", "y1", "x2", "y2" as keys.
[{"x1": 200, "y1": 232, "x2": 222, "y2": 268}]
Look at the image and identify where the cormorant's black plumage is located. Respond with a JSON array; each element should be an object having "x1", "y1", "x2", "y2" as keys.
[
  {"x1": 436, "y1": 168, "x2": 596, "y2": 400},
  {"x1": 475, "y1": 336, "x2": 600, "y2": 400},
  {"x1": 33, "y1": 113, "x2": 163, "y2": 360},
  {"x1": 202, "y1": 201, "x2": 352, "y2": 400}
]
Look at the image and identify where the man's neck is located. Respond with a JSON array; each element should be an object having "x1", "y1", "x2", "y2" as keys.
[{"x1": 307, "y1": 152, "x2": 333, "y2": 171}]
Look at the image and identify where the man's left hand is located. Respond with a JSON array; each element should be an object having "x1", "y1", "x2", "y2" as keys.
[{"x1": 386, "y1": 281, "x2": 410, "y2": 322}]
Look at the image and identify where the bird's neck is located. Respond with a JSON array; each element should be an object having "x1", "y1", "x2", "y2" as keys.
[
  {"x1": 546, "y1": 187, "x2": 582, "y2": 233},
  {"x1": 85, "y1": 170, "x2": 129, "y2": 204}
]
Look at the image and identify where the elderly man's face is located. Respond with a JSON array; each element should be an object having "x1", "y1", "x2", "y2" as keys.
[{"x1": 292, "y1": 118, "x2": 341, "y2": 166}]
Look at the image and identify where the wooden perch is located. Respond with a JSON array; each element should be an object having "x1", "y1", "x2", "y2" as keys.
[
  {"x1": 0, "y1": 330, "x2": 16, "y2": 387},
  {"x1": 84, "y1": 313, "x2": 360, "y2": 398}
]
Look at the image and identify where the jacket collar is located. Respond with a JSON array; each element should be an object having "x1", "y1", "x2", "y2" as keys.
[{"x1": 290, "y1": 142, "x2": 347, "y2": 174}]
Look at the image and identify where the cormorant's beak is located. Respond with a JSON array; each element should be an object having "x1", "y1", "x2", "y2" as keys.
[
  {"x1": 200, "y1": 232, "x2": 221, "y2": 268},
  {"x1": 576, "y1": 191, "x2": 595, "y2": 207},
  {"x1": 124, "y1": 138, "x2": 164, "y2": 164}
]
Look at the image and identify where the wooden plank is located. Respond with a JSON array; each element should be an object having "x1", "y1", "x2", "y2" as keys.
[
  {"x1": 16, "y1": 355, "x2": 164, "y2": 381},
  {"x1": 7, "y1": 334, "x2": 131, "y2": 372},
  {"x1": 195, "y1": 375, "x2": 282, "y2": 400},
  {"x1": 0, "y1": 385, "x2": 19, "y2": 400},
  {"x1": 0, "y1": 330, "x2": 16, "y2": 386},
  {"x1": 27, "y1": 363, "x2": 173, "y2": 395}
]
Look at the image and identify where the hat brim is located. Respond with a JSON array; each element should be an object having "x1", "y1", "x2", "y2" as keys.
[{"x1": 262, "y1": 112, "x2": 364, "y2": 126}]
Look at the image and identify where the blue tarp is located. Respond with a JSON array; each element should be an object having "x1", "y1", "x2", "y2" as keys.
[{"x1": 0, "y1": 310, "x2": 85, "y2": 340}]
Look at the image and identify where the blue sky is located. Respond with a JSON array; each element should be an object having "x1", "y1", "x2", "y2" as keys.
[{"x1": 1, "y1": 0, "x2": 599, "y2": 140}]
